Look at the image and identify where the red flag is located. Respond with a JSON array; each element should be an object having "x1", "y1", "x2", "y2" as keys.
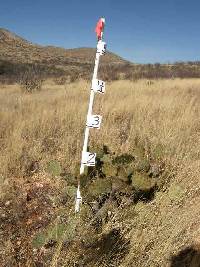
[{"x1": 95, "y1": 18, "x2": 105, "y2": 40}]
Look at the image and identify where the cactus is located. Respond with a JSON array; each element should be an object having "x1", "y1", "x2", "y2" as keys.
[
  {"x1": 117, "y1": 165, "x2": 133, "y2": 182},
  {"x1": 168, "y1": 185, "x2": 184, "y2": 202},
  {"x1": 46, "y1": 160, "x2": 62, "y2": 177},
  {"x1": 131, "y1": 172, "x2": 156, "y2": 191},
  {"x1": 135, "y1": 158, "x2": 150, "y2": 173},
  {"x1": 65, "y1": 185, "x2": 77, "y2": 198},
  {"x1": 112, "y1": 153, "x2": 134, "y2": 165},
  {"x1": 32, "y1": 219, "x2": 77, "y2": 249},
  {"x1": 87, "y1": 178, "x2": 112, "y2": 198},
  {"x1": 102, "y1": 162, "x2": 118, "y2": 177}
]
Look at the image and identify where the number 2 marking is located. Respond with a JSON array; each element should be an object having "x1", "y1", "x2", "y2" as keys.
[
  {"x1": 82, "y1": 152, "x2": 96, "y2": 166},
  {"x1": 87, "y1": 153, "x2": 95, "y2": 165}
]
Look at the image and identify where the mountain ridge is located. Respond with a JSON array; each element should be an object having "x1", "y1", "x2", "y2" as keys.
[{"x1": 0, "y1": 28, "x2": 129, "y2": 66}]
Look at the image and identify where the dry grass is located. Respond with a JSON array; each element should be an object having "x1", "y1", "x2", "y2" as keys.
[
  {"x1": 1, "y1": 79, "x2": 199, "y2": 178},
  {"x1": 0, "y1": 78, "x2": 200, "y2": 266}
]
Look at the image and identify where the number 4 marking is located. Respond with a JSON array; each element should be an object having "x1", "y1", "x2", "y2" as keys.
[
  {"x1": 81, "y1": 152, "x2": 96, "y2": 166},
  {"x1": 92, "y1": 79, "x2": 106, "y2": 94}
]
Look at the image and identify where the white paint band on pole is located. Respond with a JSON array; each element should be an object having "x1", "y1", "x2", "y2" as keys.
[
  {"x1": 75, "y1": 17, "x2": 106, "y2": 213},
  {"x1": 75, "y1": 184, "x2": 82, "y2": 213}
]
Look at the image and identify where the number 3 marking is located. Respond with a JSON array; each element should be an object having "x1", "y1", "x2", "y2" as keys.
[{"x1": 86, "y1": 115, "x2": 102, "y2": 129}]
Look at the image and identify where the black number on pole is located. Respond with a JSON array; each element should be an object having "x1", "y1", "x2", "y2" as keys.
[
  {"x1": 93, "y1": 116, "x2": 100, "y2": 126},
  {"x1": 87, "y1": 153, "x2": 95, "y2": 166},
  {"x1": 98, "y1": 80, "x2": 104, "y2": 93}
]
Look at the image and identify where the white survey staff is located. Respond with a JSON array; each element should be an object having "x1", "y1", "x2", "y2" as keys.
[{"x1": 75, "y1": 17, "x2": 106, "y2": 213}]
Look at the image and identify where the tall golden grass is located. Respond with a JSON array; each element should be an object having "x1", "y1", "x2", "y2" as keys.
[
  {"x1": 0, "y1": 79, "x2": 199, "y2": 180},
  {"x1": 0, "y1": 79, "x2": 200, "y2": 266}
]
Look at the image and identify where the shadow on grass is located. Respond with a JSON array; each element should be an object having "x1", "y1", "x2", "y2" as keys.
[{"x1": 170, "y1": 246, "x2": 200, "y2": 267}]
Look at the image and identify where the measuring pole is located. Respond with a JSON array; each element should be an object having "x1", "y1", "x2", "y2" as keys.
[{"x1": 75, "y1": 18, "x2": 106, "y2": 213}]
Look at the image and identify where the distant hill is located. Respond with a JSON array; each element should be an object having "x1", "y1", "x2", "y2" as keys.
[
  {"x1": 0, "y1": 28, "x2": 128, "y2": 66},
  {"x1": 1, "y1": 28, "x2": 200, "y2": 83}
]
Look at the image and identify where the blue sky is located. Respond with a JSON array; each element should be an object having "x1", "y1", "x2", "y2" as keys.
[{"x1": 1, "y1": 0, "x2": 200, "y2": 63}]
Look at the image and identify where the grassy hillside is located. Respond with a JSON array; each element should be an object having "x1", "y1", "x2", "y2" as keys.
[
  {"x1": 0, "y1": 79, "x2": 199, "y2": 266},
  {"x1": 0, "y1": 28, "x2": 131, "y2": 85},
  {"x1": 0, "y1": 28, "x2": 126, "y2": 65},
  {"x1": 1, "y1": 28, "x2": 200, "y2": 85}
]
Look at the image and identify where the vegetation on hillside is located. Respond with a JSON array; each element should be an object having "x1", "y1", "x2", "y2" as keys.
[
  {"x1": 0, "y1": 28, "x2": 126, "y2": 65},
  {"x1": 1, "y1": 59, "x2": 200, "y2": 86},
  {"x1": 1, "y1": 28, "x2": 200, "y2": 86}
]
